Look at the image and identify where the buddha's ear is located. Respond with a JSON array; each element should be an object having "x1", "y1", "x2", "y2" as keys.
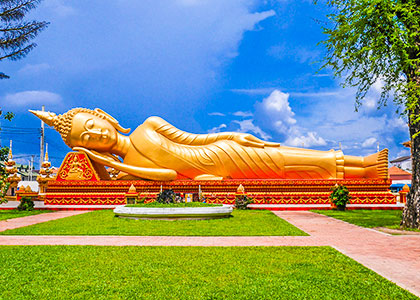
[{"x1": 94, "y1": 108, "x2": 131, "y2": 134}]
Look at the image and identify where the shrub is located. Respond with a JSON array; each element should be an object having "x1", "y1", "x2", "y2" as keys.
[
  {"x1": 0, "y1": 176, "x2": 10, "y2": 204},
  {"x1": 17, "y1": 197, "x2": 35, "y2": 211},
  {"x1": 329, "y1": 184, "x2": 351, "y2": 210},
  {"x1": 156, "y1": 189, "x2": 177, "y2": 204},
  {"x1": 136, "y1": 197, "x2": 146, "y2": 204},
  {"x1": 235, "y1": 195, "x2": 253, "y2": 210}
]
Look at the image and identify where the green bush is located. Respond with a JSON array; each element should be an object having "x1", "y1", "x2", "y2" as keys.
[
  {"x1": 156, "y1": 189, "x2": 177, "y2": 204},
  {"x1": 17, "y1": 197, "x2": 35, "y2": 211},
  {"x1": 329, "y1": 184, "x2": 351, "y2": 210},
  {"x1": 235, "y1": 195, "x2": 253, "y2": 210},
  {"x1": 136, "y1": 197, "x2": 146, "y2": 204}
]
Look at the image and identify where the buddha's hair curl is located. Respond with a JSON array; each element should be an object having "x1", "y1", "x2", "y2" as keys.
[{"x1": 53, "y1": 108, "x2": 130, "y2": 146}]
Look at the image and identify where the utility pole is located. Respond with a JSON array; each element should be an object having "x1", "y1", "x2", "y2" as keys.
[
  {"x1": 30, "y1": 155, "x2": 35, "y2": 181},
  {"x1": 39, "y1": 105, "x2": 45, "y2": 169}
]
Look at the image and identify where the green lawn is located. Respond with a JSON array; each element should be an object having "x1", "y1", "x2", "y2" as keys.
[
  {"x1": 0, "y1": 246, "x2": 415, "y2": 299},
  {"x1": 311, "y1": 209, "x2": 415, "y2": 230},
  {"x1": 0, "y1": 209, "x2": 307, "y2": 236},
  {"x1": 0, "y1": 209, "x2": 50, "y2": 221}
]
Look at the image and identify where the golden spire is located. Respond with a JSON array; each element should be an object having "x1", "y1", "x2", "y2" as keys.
[
  {"x1": 128, "y1": 184, "x2": 137, "y2": 194},
  {"x1": 8, "y1": 140, "x2": 12, "y2": 160},
  {"x1": 44, "y1": 143, "x2": 49, "y2": 162}
]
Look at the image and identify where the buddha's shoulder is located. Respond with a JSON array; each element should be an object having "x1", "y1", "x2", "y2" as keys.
[
  {"x1": 128, "y1": 116, "x2": 163, "y2": 135},
  {"x1": 143, "y1": 116, "x2": 169, "y2": 128}
]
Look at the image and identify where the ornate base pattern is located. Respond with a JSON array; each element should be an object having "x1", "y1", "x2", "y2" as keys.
[{"x1": 44, "y1": 178, "x2": 395, "y2": 206}]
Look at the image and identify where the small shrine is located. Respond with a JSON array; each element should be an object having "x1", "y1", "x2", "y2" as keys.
[
  {"x1": 4, "y1": 141, "x2": 21, "y2": 197},
  {"x1": 37, "y1": 144, "x2": 54, "y2": 194}
]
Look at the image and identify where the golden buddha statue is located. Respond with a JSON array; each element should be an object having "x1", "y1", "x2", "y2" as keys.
[{"x1": 30, "y1": 108, "x2": 388, "y2": 181}]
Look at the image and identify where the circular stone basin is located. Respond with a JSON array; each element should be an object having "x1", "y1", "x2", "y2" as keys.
[{"x1": 113, "y1": 205, "x2": 233, "y2": 220}]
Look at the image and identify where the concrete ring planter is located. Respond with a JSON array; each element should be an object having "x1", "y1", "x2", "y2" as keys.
[{"x1": 113, "y1": 205, "x2": 233, "y2": 220}]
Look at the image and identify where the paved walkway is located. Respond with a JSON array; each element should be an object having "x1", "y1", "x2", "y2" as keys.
[
  {"x1": 0, "y1": 211, "x2": 418, "y2": 297},
  {"x1": 0, "y1": 211, "x2": 89, "y2": 231},
  {"x1": 275, "y1": 211, "x2": 420, "y2": 298},
  {"x1": 0, "y1": 235, "x2": 327, "y2": 246}
]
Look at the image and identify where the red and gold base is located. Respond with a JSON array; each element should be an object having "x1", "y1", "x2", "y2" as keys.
[
  {"x1": 43, "y1": 151, "x2": 396, "y2": 206},
  {"x1": 44, "y1": 178, "x2": 395, "y2": 206}
]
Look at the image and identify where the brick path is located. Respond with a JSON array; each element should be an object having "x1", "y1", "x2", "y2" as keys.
[
  {"x1": 0, "y1": 211, "x2": 89, "y2": 231},
  {"x1": 0, "y1": 210, "x2": 419, "y2": 297},
  {"x1": 275, "y1": 211, "x2": 420, "y2": 298}
]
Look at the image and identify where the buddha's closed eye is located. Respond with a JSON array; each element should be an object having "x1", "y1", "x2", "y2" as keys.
[{"x1": 85, "y1": 119, "x2": 94, "y2": 130}]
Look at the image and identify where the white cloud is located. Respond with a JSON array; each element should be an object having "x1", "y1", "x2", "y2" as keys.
[
  {"x1": 19, "y1": 63, "x2": 51, "y2": 75},
  {"x1": 238, "y1": 89, "x2": 329, "y2": 148},
  {"x1": 267, "y1": 44, "x2": 320, "y2": 64},
  {"x1": 386, "y1": 117, "x2": 407, "y2": 131},
  {"x1": 44, "y1": 0, "x2": 76, "y2": 17},
  {"x1": 233, "y1": 119, "x2": 271, "y2": 140},
  {"x1": 230, "y1": 88, "x2": 340, "y2": 97},
  {"x1": 286, "y1": 132, "x2": 327, "y2": 147},
  {"x1": 230, "y1": 88, "x2": 276, "y2": 95},
  {"x1": 2, "y1": 91, "x2": 62, "y2": 107},
  {"x1": 396, "y1": 149, "x2": 410, "y2": 158},
  {"x1": 208, "y1": 112, "x2": 226, "y2": 116},
  {"x1": 372, "y1": 78, "x2": 384, "y2": 93},
  {"x1": 256, "y1": 90, "x2": 296, "y2": 134},
  {"x1": 364, "y1": 97, "x2": 376, "y2": 109},
  {"x1": 290, "y1": 91, "x2": 340, "y2": 97},
  {"x1": 361, "y1": 137, "x2": 377, "y2": 148},
  {"x1": 208, "y1": 123, "x2": 227, "y2": 133},
  {"x1": 233, "y1": 111, "x2": 253, "y2": 117},
  {"x1": 280, "y1": 79, "x2": 409, "y2": 157},
  {"x1": 313, "y1": 73, "x2": 330, "y2": 78}
]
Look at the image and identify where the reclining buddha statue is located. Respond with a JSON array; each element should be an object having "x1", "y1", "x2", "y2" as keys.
[{"x1": 30, "y1": 108, "x2": 388, "y2": 181}]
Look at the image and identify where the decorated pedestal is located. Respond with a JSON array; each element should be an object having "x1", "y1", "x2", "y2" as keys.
[{"x1": 44, "y1": 152, "x2": 395, "y2": 206}]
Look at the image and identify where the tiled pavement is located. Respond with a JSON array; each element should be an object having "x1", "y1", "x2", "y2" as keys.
[
  {"x1": 0, "y1": 211, "x2": 89, "y2": 231},
  {"x1": 0, "y1": 210, "x2": 418, "y2": 297},
  {"x1": 275, "y1": 211, "x2": 420, "y2": 298}
]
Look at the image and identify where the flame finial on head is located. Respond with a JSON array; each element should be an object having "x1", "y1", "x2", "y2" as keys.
[{"x1": 29, "y1": 110, "x2": 56, "y2": 127}]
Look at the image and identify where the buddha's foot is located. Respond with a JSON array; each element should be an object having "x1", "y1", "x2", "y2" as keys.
[{"x1": 363, "y1": 149, "x2": 389, "y2": 179}]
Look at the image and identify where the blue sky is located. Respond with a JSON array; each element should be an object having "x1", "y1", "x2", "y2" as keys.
[{"x1": 0, "y1": 0, "x2": 410, "y2": 168}]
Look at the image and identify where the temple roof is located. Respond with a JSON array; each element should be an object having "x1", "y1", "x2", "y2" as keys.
[
  {"x1": 389, "y1": 166, "x2": 412, "y2": 180},
  {"x1": 390, "y1": 156, "x2": 411, "y2": 163},
  {"x1": 389, "y1": 166, "x2": 411, "y2": 175}
]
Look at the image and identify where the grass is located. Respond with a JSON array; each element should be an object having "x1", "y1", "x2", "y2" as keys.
[
  {"x1": 0, "y1": 209, "x2": 306, "y2": 236},
  {"x1": 126, "y1": 202, "x2": 222, "y2": 207},
  {"x1": 311, "y1": 209, "x2": 420, "y2": 232},
  {"x1": 386, "y1": 224, "x2": 420, "y2": 232},
  {"x1": 0, "y1": 246, "x2": 415, "y2": 299},
  {"x1": 0, "y1": 209, "x2": 50, "y2": 221}
]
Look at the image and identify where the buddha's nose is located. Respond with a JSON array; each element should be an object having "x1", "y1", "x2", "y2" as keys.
[{"x1": 87, "y1": 128, "x2": 103, "y2": 137}]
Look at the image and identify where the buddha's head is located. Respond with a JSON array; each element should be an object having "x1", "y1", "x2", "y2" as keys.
[{"x1": 30, "y1": 108, "x2": 130, "y2": 152}]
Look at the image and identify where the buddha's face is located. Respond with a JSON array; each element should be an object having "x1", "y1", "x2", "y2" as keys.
[{"x1": 68, "y1": 113, "x2": 118, "y2": 151}]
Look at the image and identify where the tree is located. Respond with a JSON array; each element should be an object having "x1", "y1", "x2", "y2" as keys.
[
  {"x1": 318, "y1": 0, "x2": 420, "y2": 228},
  {"x1": 1, "y1": 0, "x2": 48, "y2": 79}
]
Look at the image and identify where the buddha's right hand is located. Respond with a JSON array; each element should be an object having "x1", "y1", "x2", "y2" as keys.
[{"x1": 73, "y1": 147, "x2": 112, "y2": 165}]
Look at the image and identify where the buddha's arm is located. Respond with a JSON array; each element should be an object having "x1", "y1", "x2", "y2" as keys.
[
  {"x1": 144, "y1": 116, "x2": 280, "y2": 148},
  {"x1": 73, "y1": 147, "x2": 177, "y2": 181}
]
